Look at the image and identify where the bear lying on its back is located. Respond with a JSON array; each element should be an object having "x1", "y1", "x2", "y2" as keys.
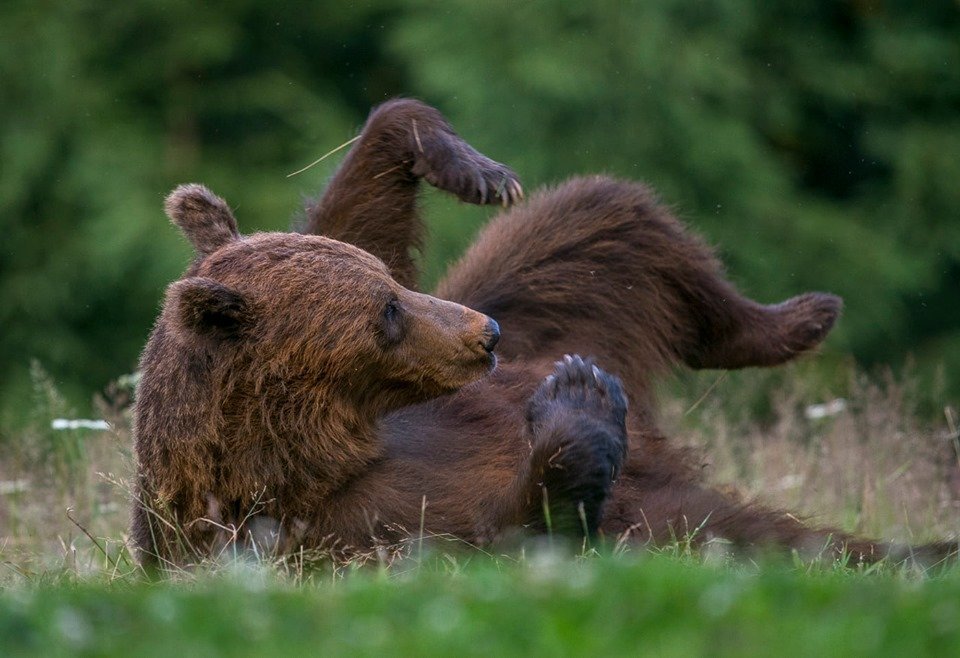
[{"x1": 132, "y1": 99, "x2": 956, "y2": 567}]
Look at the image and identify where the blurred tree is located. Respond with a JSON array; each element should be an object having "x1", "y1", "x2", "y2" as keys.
[
  {"x1": 389, "y1": 0, "x2": 960, "y2": 387},
  {"x1": 0, "y1": 0, "x2": 957, "y2": 423},
  {"x1": 0, "y1": 0, "x2": 410, "y2": 422}
]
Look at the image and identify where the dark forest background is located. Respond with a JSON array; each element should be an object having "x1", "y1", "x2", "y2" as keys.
[{"x1": 2, "y1": 0, "x2": 958, "y2": 424}]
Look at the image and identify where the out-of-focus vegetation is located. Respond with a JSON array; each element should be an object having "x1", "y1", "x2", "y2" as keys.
[
  {"x1": 2, "y1": 1, "x2": 959, "y2": 422},
  {"x1": 5, "y1": 556, "x2": 960, "y2": 658}
]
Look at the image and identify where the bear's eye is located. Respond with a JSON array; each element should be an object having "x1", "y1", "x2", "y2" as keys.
[
  {"x1": 380, "y1": 298, "x2": 404, "y2": 345},
  {"x1": 385, "y1": 299, "x2": 398, "y2": 322}
]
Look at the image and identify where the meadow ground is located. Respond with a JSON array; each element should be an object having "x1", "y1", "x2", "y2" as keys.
[{"x1": 1, "y1": 363, "x2": 958, "y2": 656}]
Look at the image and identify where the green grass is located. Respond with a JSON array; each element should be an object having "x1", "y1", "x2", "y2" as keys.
[{"x1": 3, "y1": 553, "x2": 960, "y2": 657}]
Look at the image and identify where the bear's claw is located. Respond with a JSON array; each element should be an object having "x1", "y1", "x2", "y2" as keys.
[
  {"x1": 411, "y1": 129, "x2": 522, "y2": 208},
  {"x1": 528, "y1": 355, "x2": 628, "y2": 438}
]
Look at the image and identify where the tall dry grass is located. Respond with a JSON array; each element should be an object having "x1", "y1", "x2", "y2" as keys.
[
  {"x1": 0, "y1": 364, "x2": 135, "y2": 578},
  {"x1": 1, "y1": 362, "x2": 957, "y2": 580},
  {"x1": 662, "y1": 364, "x2": 960, "y2": 545}
]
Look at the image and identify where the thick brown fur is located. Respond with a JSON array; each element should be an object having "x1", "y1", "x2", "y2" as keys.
[{"x1": 133, "y1": 99, "x2": 956, "y2": 568}]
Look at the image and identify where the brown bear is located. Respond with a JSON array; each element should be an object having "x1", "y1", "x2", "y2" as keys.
[{"x1": 132, "y1": 99, "x2": 956, "y2": 567}]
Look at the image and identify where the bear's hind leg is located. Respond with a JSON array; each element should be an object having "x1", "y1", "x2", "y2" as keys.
[
  {"x1": 302, "y1": 99, "x2": 521, "y2": 289},
  {"x1": 437, "y1": 176, "x2": 843, "y2": 390},
  {"x1": 519, "y1": 355, "x2": 628, "y2": 537},
  {"x1": 679, "y1": 281, "x2": 843, "y2": 370}
]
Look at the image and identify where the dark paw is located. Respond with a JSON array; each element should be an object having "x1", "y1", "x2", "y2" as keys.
[
  {"x1": 524, "y1": 356, "x2": 628, "y2": 536},
  {"x1": 410, "y1": 129, "x2": 523, "y2": 207},
  {"x1": 782, "y1": 292, "x2": 843, "y2": 351},
  {"x1": 527, "y1": 355, "x2": 629, "y2": 473},
  {"x1": 528, "y1": 355, "x2": 628, "y2": 436}
]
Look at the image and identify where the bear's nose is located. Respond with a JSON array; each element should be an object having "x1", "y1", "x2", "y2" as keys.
[{"x1": 481, "y1": 317, "x2": 500, "y2": 352}]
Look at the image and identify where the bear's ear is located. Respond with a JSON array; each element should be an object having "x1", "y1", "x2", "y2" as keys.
[
  {"x1": 164, "y1": 184, "x2": 240, "y2": 255},
  {"x1": 166, "y1": 277, "x2": 253, "y2": 343}
]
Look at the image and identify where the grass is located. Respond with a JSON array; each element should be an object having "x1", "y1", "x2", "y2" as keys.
[
  {"x1": 4, "y1": 554, "x2": 960, "y2": 657},
  {"x1": 663, "y1": 362, "x2": 960, "y2": 545},
  {"x1": 1, "y1": 362, "x2": 959, "y2": 655}
]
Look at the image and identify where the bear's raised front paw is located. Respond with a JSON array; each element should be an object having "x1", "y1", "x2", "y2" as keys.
[
  {"x1": 410, "y1": 130, "x2": 523, "y2": 207},
  {"x1": 527, "y1": 355, "x2": 627, "y2": 434},
  {"x1": 524, "y1": 355, "x2": 629, "y2": 535},
  {"x1": 526, "y1": 355, "x2": 629, "y2": 468}
]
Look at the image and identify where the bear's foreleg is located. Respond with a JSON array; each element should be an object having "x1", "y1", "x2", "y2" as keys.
[
  {"x1": 515, "y1": 355, "x2": 628, "y2": 537},
  {"x1": 302, "y1": 99, "x2": 521, "y2": 288}
]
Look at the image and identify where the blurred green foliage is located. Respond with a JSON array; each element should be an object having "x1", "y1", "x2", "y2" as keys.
[
  {"x1": 2, "y1": 1, "x2": 958, "y2": 422},
  {"x1": 4, "y1": 555, "x2": 960, "y2": 657}
]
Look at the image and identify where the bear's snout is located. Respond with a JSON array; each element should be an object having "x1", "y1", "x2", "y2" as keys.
[{"x1": 481, "y1": 318, "x2": 500, "y2": 353}]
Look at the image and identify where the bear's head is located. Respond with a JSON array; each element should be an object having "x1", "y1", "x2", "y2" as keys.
[
  {"x1": 160, "y1": 184, "x2": 500, "y2": 415},
  {"x1": 132, "y1": 183, "x2": 501, "y2": 560}
]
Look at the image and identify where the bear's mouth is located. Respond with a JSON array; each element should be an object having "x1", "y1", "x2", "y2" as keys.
[
  {"x1": 482, "y1": 350, "x2": 497, "y2": 372},
  {"x1": 381, "y1": 351, "x2": 497, "y2": 404},
  {"x1": 427, "y1": 350, "x2": 498, "y2": 395},
  {"x1": 464, "y1": 345, "x2": 497, "y2": 376}
]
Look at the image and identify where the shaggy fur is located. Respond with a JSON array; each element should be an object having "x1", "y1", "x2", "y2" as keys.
[{"x1": 132, "y1": 99, "x2": 955, "y2": 567}]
